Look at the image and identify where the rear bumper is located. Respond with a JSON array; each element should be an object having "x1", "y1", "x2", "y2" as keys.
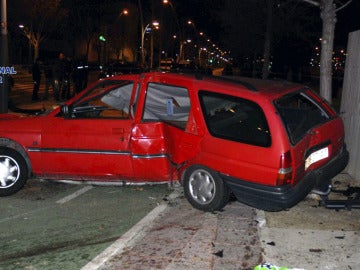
[{"x1": 221, "y1": 146, "x2": 349, "y2": 211}]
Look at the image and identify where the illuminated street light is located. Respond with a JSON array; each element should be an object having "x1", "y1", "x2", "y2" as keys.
[
  {"x1": 116, "y1": 8, "x2": 129, "y2": 20},
  {"x1": 141, "y1": 21, "x2": 159, "y2": 67},
  {"x1": 18, "y1": 24, "x2": 33, "y2": 65}
]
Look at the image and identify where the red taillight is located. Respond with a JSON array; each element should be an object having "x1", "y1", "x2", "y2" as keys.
[{"x1": 277, "y1": 151, "x2": 292, "y2": 185}]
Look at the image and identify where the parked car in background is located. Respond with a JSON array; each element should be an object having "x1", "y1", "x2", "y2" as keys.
[
  {"x1": 0, "y1": 72, "x2": 348, "y2": 211},
  {"x1": 98, "y1": 62, "x2": 142, "y2": 79}
]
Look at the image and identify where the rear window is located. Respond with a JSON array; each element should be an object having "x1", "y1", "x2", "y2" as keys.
[
  {"x1": 199, "y1": 91, "x2": 271, "y2": 147},
  {"x1": 274, "y1": 91, "x2": 330, "y2": 144}
]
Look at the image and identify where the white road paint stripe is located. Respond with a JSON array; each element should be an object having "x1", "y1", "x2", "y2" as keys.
[
  {"x1": 81, "y1": 189, "x2": 181, "y2": 270},
  {"x1": 56, "y1": 185, "x2": 93, "y2": 204},
  {"x1": 81, "y1": 203, "x2": 168, "y2": 270}
]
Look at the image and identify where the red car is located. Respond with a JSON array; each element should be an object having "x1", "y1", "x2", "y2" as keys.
[{"x1": 0, "y1": 72, "x2": 348, "y2": 211}]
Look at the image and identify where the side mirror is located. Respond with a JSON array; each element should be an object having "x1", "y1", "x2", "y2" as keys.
[{"x1": 61, "y1": 104, "x2": 71, "y2": 118}]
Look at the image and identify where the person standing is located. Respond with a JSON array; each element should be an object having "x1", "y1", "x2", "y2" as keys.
[
  {"x1": 52, "y1": 52, "x2": 65, "y2": 101},
  {"x1": 61, "y1": 57, "x2": 72, "y2": 100},
  {"x1": 43, "y1": 59, "x2": 53, "y2": 100},
  {"x1": 31, "y1": 58, "x2": 41, "y2": 101}
]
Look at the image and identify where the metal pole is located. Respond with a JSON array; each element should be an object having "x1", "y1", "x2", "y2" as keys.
[
  {"x1": 138, "y1": 0, "x2": 145, "y2": 66},
  {"x1": 1, "y1": 0, "x2": 9, "y2": 113}
]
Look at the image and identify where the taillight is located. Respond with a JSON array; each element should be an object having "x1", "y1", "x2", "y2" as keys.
[{"x1": 277, "y1": 151, "x2": 292, "y2": 185}]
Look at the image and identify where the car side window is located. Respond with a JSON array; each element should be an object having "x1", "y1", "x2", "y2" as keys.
[
  {"x1": 70, "y1": 81, "x2": 134, "y2": 119},
  {"x1": 199, "y1": 91, "x2": 271, "y2": 147},
  {"x1": 142, "y1": 83, "x2": 191, "y2": 130}
]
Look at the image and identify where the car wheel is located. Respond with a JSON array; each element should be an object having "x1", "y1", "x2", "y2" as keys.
[
  {"x1": 0, "y1": 148, "x2": 28, "y2": 196},
  {"x1": 183, "y1": 166, "x2": 230, "y2": 212}
]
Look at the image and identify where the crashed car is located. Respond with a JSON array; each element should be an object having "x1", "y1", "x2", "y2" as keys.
[{"x1": 0, "y1": 72, "x2": 348, "y2": 211}]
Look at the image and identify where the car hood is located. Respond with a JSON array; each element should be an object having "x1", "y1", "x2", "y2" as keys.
[
  {"x1": 0, "y1": 113, "x2": 28, "y2": 120},
  {"x1": 0, "y1": 113, "x2": 41, "y2": 132}
]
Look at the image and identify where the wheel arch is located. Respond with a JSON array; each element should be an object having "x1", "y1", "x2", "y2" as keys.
[{"x1": 0, "y1": 138, "x2": 33, "y2": 177}]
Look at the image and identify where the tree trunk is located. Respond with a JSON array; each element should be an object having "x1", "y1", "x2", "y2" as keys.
[
  {"x1": 319, "y1": 0, "x2": 336, "y2": 103},
  {"x1": 33, "y1": 43, "x2": 39, "y2": 62},
  {"x1": 262, "y1": 0, "x2": 273, "y2": 79}
]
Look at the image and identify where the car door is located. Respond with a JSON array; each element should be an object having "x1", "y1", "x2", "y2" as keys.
[
  {"x1": 131, "y1": 78, "x2": 201, "y2": 181},
  {"x1": 39, "y1": 80, "x2": 136, "y2": 180}
]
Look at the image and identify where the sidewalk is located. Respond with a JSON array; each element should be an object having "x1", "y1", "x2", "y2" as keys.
[
  {"x1": 83, "y1": 189, "x2": 263, "y2": 270},
  {"x1": 82, "y1": 173, "x2": 359, "y2": 270}
]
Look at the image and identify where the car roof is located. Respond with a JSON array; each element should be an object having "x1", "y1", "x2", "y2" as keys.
[{"x1": 109, "y1": 71, "x2": 304, "y2": 100}]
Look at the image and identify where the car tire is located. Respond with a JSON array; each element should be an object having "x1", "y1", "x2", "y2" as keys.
[
  {"x1": 0, "y1": 148, "x2": 28, "y2": 196},
  {"x1": 183, "y1": 165, "x2": 230, "y2": 212}
]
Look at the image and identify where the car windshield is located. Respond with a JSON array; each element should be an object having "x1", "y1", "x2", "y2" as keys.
[
  {"x1": 274, "y1": 90, "x2": 330, "y2": 144},
  {"x1": 66, "y1": 79, "x2": 135, "y2": 119}
]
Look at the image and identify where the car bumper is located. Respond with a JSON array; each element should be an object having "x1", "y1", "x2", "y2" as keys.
[{"x1": 221, "y1": 146, "x2": 349, "y2": 211}]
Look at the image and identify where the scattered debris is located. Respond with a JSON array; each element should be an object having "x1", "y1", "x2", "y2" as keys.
[
  {"x1": 213, "y1": 249, "x2": 223, "y2": 257},
  {"x1": 309, "y1": 248, "x2": 322, "y2": 253}
]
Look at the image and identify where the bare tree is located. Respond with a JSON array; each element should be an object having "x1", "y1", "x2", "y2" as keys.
[
  {"x1": 16, "y1": 0, "x2": 64, "y2": 62},
  {"x1": 302, "y1": 0, "x2": 352, "y2": 103}
]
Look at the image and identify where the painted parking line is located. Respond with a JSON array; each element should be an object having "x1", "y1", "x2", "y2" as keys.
[
  {"x1": 81, "y1": 189, "x2": 182, "y2": 270},
  {"x1": 56, "y1": 185, "x2": 93, "y2": 204}
]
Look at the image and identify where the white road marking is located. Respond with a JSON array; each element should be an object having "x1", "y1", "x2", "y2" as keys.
[
  {"x1": 81, "y1": 188, "x2": 182, "y2": 270},
  {"x1": 56, "y1": 185, "x2": 93, "y2": 204}
]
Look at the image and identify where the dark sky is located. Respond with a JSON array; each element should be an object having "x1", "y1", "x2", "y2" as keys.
[
  {"x1": 170, "y1": 0, "x2": 360, "y2": 58},
  {"x1": 336, "y1": 0, "x2": 360, "y2": 46}
]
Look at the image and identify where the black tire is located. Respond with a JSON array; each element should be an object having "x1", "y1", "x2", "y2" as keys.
[
  {"x1": 0, "y1": 148, "x2": 28, "y2": 196},
  {"x1": 183, "y1": 165, "x2": 230, "y2": 212}
]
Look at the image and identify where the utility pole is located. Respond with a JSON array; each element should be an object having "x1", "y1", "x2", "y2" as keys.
[{"x1": 0, "y1": 0, "x2": 9, "y2": 113}]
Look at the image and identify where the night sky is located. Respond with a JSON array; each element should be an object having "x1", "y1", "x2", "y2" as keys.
[{"x1": 175, "y1": 0, "x2": 360, "y2": 58}]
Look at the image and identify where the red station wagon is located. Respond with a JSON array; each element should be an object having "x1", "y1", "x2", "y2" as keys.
[{"x1": 0, "y1": 72, "x2": 349, "y2": 211}]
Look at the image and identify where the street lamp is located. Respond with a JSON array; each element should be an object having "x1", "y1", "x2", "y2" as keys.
[
  {"x1": 141, "y1": 21, "x2": 159, "y2": 67},
  {"x1": 18, "y1": 24, "x2": 33, "y2": 65},
  {"x1": 162, "y1": 0, "x2": 183, "y2": 63},
  {"x1": 1, "y1": 0, "x2": 9, "y2": 113},
  {"x1": 116, "y1": 8, "x2": 129, "y2": 20},
  {"x1": 99, "y1": 35, "x2": 106, "y2": 65}
]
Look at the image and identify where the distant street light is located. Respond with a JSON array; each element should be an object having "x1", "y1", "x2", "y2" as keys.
[
  {"x1": 18, "y1": 24, "x2": 33, "y2": 64},
  {"x1": 99, "y1": 35, "x2": 106, "y2": 65},
  {"x1": 116, "y1": 8, "x2": 129, "y2": 20},
  {"x1": 162, "y1": 0, "x2": 183, "y2": 62},
  {"x1": 141, "y1": 21, "x2": 159, "y2": 67}
]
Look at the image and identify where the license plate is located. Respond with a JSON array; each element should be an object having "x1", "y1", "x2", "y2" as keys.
[{"x1": 305, "y1": 147, "x2": 329, "y2": 170}]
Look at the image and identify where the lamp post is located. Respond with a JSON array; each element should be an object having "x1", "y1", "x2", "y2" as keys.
[
  {"x1": 1, "y1": 0, "x2": 9, "y2": 113},
  {"x1": 162, "y1": 0, "x2": 183, "y2": 63},
  {"x1": 19, "y1": 24, "x2": 33, "y2": 65},
  {"x1": 113, "y1": 8, "x2": 129, "y2": 61},
  {"x1": 141, "y1": 21, "x2": 159, "y2": 68}
]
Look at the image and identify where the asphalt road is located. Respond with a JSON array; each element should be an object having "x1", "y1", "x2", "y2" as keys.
[{"x1": 0, "y1": 179, "x2": 170, "y2": 270}]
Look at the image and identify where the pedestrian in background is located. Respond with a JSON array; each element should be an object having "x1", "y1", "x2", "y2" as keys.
[
  {"x1": 31, "y1": 58, "x2": 41, "y2": 101},
  {"x1": 73, "y1": 60, "x2": 88, "y2": 95},
  {"x1": 52, "y1": 52, "x2": 65, "y2": 101},
  {"x1": 43, "y1": 59, "x2": 53, "y2": 100},
  {"x1": 61, "y1": 57, "x2": 72, "y2": 100}
]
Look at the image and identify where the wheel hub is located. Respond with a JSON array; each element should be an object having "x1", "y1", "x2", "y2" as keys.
[
  {"x1": 0, "y1": 157, "x2": 18, "y2": 188},
  {"x1": 189, "y1": 169, "x2": 215, "y2": 204}
]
